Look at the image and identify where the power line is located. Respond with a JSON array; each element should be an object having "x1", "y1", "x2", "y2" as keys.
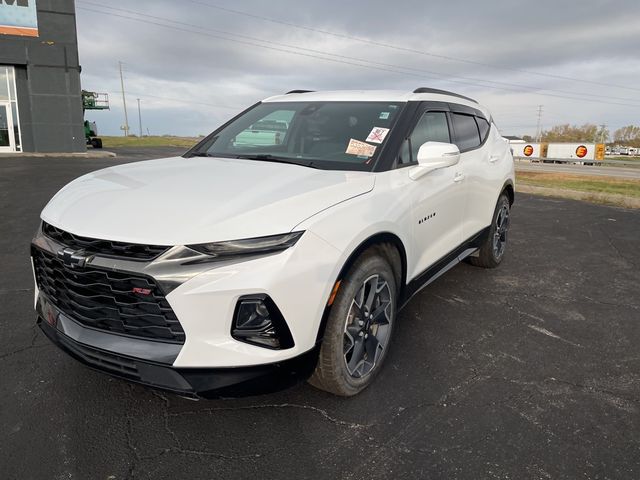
[
  {"x1": 125, "y1": 92, "x2": 243, "y2": 110},
  {"x1": 75, "y1": 3, "x2": 640, "y2": 109},
  {"x1": 82, "y1": 1, "x2": 555, "y2": 97},
  {"x1": 182, "y1": 0, "x2": 640, "y2": 94},
  {"x1": 76, "y1": 1, "x2": 640, "y2": 105}
]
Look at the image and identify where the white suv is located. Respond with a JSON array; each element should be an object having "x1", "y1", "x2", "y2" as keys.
[{"x1": 32, "y1": 88, "x2": 514, "y2": 397}]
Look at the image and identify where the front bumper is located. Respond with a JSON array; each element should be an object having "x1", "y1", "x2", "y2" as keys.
[
  {"x1": 32, "y1": 224, "x2": 342, "y2": 369},
  {"x1": 37, "y1": 298, "x2": 319, "y2": 398}
]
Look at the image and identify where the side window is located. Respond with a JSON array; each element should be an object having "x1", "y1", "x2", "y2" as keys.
[
  {"x1": 398, "y1": 111, "x2": 450, "y2": 164},
  {"x1": 452, "y1": 113, "x2": 481, "y2": 151},
  {"x1": 475, "y1": 116, "x2": 490, "y2": 143}
]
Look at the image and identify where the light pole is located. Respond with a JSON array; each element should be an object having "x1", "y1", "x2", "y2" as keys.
[
  {"x1": 137, "y1": 98, "x2": 143, "y2": 138},
  {"x1": 118, "y1": 61, "x2": 130, "y2": 136}
]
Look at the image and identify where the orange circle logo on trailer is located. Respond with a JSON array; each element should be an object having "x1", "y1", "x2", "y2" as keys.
[
  {"x1": 576, "y1": 145, "x2": 588, "y2": 158},
  {"x1": 523, "y1": 145, "x2": 534, "y2": 156}
]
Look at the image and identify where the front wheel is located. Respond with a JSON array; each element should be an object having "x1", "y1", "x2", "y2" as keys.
[
  {"x1": 469, "y1": 193, "x2": 511, "y2": 268},
  {"x1": 309, "y1": 250, "x2": 397, "y2": 396}
]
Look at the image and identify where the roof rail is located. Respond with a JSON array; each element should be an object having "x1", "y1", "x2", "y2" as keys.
[
  {"x1": 285, "y1": 89, "x2": 315, "y2": 94},
  {"x1": 412, "y1": 87, "x2": 478, "y2": 104}
]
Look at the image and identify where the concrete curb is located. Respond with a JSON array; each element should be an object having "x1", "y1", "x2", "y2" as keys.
[{"x1": 0, "y1": 151, "x2": 117, "y2": 158}]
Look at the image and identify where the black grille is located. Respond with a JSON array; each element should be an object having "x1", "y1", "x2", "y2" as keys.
[
  {"x1": 57, "y1": 332, "x2": 141, "y2": 380},
  {"x1": 32, "y1": 247, "x2": 186, "y2": 343},
  {"x1": 42, "y1": 222, "x2": 169, "y2": 260}
]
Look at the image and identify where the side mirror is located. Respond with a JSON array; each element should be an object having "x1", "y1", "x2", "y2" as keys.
[{"x1": 409, "y1": 142, "x2": 460, "y2": 180}]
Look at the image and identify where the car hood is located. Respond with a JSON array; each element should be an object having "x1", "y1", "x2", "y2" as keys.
[{"x1": 41, "y1": 156, "x2": 375, "y2": 245}]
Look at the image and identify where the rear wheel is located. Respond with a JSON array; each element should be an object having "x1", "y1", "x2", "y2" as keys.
[
  {"x1": 309, "y1": 251, "x2": 397, "y2": 396},
  {"x1": 90, "y1": 138, "x2": 103, "y2": 149},
  {"x1": 469, "y1": 193, "x2": 510, "y2": 268}
]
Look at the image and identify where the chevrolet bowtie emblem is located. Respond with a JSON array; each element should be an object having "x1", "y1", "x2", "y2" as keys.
[{"x1": 57, "y1": 247, "x2": 88, "y2": 268}]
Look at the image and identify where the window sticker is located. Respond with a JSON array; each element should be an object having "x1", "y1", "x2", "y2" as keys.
[
  {"x1": 346, "y1": 138, "x2": 377, "y2": 157},
  {"x1": 366, "y1": 127, "x2": 390, "y2": 144},
  {"x1": 379, "y1": 112, "x2": 390, "y2": 120}
]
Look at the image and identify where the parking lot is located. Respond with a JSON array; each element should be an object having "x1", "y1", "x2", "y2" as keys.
[{"x1": 1, "y1": 147, "x2": 639, "y2": 479}]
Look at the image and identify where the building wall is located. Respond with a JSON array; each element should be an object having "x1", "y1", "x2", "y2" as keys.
[{"x1": 0, "y1": 0, "x2": 84, "y2": 152}]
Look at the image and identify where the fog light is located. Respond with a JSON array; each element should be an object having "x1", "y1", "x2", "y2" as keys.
[
  {"x1": 236, "y1": 299, "x2": 272, "y2": 330},
  {"x1": 232, "y1": 295, "x2": 294, "y2": 349}
]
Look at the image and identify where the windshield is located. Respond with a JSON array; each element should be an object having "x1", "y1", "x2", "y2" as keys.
[{"x1": 191, "y1": 101, "x2": 405, "y2": 171}]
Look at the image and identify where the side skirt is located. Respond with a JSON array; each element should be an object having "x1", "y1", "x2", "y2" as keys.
[{"x1": 399, "y1": 227, "x2": 490, "y2": 309}]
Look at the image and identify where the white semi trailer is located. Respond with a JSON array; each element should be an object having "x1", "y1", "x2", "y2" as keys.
[
  {"x1": 511, "y1": 142, "x2": 543, "y2": 159},
  {"x1": 545, "y1": 143, "x2": 605, "y2": 165},
  {"x1": 509, "y1": 140, "x2": 605, "y2": 165}
]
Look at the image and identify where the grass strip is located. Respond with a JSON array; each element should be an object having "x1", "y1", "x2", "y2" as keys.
[
  {"x1": 101, "y1": 136, "x2": 201, "y2": 148},
  {"x1": 516, "y1": 171, "x2": 640, "y2": 199}
]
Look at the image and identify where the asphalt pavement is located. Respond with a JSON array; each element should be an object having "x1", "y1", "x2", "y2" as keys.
[{"x1": 1, "y1": 147, "x2": 639, "y2": 479}]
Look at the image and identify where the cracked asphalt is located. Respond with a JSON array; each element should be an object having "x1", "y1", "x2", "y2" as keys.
[{"x1": 1, "y1": 147, "x2": 639, "y2": 479}]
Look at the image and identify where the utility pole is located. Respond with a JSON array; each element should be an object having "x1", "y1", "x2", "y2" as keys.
[
  {"x1": 119, "y1": 61, "x2": 130, "y2": 136},
  {"x1": 599, "y1": 123, "x2": 607, "y2": 143},
  {"x1": 535, "y1": 105, "x2": 543, "y2": 142},
  {"x1": 137, "y1": 98, "x2": 143, "y2": 138}
]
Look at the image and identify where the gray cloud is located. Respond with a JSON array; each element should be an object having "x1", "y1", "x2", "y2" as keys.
[{"x1": 77, "y1": 0, "x2": 640, "y2": 138}]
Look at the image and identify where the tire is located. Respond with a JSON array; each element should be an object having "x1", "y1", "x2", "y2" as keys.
[
  {"x1": 469, "y1": 193, "x2": 511, "y2": 269},
  {"x1": 309, "y1": 249, "x2": 397, "y2": 396},
  {"x1": 91, "y1": 138, "x2": 103, "y2": 149}
]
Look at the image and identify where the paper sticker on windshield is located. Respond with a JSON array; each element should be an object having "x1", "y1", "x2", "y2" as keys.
[
  {"x1": 346, "y1": 139, "x2": 376, "y2": 157},
  {"x1": 366, "y1": 127, "x2": 390, "y2": 144},
  {"x1": 379, "y1": 112, "x2": 390, "y2": 120}
]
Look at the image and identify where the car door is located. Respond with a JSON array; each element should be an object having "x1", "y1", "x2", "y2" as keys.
[
  {"x1": 397, "y1": 104, "x2": 465, "y2": 281},
  {"x1": 449, "y1": 105, "x2": 503, "y2": 238}
]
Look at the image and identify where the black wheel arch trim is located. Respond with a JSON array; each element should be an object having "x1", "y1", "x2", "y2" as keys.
[
  {"x1": 314, "y1": 225, "x2": 494, "y2": 345},
  {"x1": 314, "y1": 227, "x2": 491, "y2": 345},
  {"x1": 501, "y1": 179, "x2": 515, "y2": 205},
  {"x1": 313, "y1": 232, "x2": 408, "y2": 345}
]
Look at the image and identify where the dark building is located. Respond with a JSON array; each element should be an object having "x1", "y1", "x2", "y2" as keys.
[{"x1": 0, "y1": 0, "x2": 84, "y2": 153}]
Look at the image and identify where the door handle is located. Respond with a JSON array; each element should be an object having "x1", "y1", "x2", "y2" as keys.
[
  {"x1": 489, "y1": 155, "x2": 500, "y2": 163},
  {"x1": 453, "y1": 172, "x2": 465, "y2": 183}
]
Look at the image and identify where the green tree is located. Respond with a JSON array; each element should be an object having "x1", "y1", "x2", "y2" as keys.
[
  {"x1": 541, "y1": 123, "x2": 609, "y2": 143},
  {"x1": 613, "y1": 125, "x2": 640, "y2": 147}
]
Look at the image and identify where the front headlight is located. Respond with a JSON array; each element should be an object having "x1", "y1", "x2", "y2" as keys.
[{"x1": 187, "y1": 231, "x2": 304, "y2": 259}]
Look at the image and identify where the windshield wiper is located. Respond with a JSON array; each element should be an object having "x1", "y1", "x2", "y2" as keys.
[
  {"x1": 235, "y1": 154, "x2": 317, "y2": 168},
  {"x1": 189, "y1": 152, "x2": 214, "y2": 157}
]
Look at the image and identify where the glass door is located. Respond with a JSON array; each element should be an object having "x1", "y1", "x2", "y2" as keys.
[{"x1": 0, "y1": 101, "x2": 16, "y2": 152}]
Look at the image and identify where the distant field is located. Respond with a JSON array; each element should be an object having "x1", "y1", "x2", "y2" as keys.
[
  {"x1": 517, "y1": 171, "x2": 640, "y2": 198},
  {"x1": 516, "y1": 171, "x2": 640, "y2": 208},
  {"x1": 101, "y1": 136, "x2": 201, "y2": 148}
]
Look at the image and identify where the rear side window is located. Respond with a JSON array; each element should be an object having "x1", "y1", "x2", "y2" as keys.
[
  {"x1": 475, "y1": 116, "x2": 491, "y2": 143},
  {"x1": 399, "y1": 111, "x2": 450, "y2": 164},
  {"x1": 452, "y1": 113, "x2": 481, "y2": 151}
]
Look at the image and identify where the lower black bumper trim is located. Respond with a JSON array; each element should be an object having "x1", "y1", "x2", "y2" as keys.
[{"x1": 38, "y1": 318, "x2": 319, "y2": 398}]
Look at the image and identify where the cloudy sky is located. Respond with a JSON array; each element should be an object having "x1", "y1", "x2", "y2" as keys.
[{"x1": 76, "y1": 0, "x2": 640, "y2": 138}]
